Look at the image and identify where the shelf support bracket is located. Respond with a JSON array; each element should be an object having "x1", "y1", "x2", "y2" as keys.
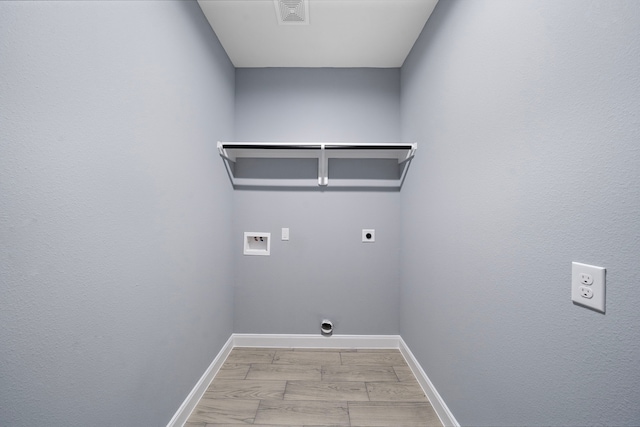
[
  {"x1": 217, "y1": 141, "x2": 237, "y2": 186},
  {"x1": 398, "y1": 142, "x2": 418, "y2": 165},
  {"x1": 318, "y1": 143, "x2": 328, "y2": 186},
  {"x1": 217, "y1": 141, "x2": 235, "y2": 162}
]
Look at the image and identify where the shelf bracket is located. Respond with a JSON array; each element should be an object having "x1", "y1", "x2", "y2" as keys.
[
  {"x1": 318, "y1": 143, "x2": 328, "y2": 186},
  {"x1": 217, "y1": 141, "x2": 238, "y2": 186},
  {"x1": 398, "y1": 142, "x2": 417, "y2": 165},
  {"x1": 217, "y1": 141, "x2": 235, "y2": 162}
]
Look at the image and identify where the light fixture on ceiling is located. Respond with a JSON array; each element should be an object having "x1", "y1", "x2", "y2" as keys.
[{"x1": 274, "y1": 0, "x2": 309, "y2": 25}]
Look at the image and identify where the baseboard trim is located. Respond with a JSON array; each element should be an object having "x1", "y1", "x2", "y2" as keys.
[
  {"x1": 399, "y1": 337, "x2": 460, "y2": 427},
  {"x1": 168, "y1": 333, "x2": 458, "y2": 427},
  {"x1": 166, "y1": 335, "x2": 234, "y2": 427},
  {"x1": 232, "y1": 333, "x2": 401, "y2": 349}
]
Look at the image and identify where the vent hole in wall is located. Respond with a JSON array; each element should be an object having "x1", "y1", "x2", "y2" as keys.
[{"x1": 321, "y1": 319, "x2": 333, "y2": 336}]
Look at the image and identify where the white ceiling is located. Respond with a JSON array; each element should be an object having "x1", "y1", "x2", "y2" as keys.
[{"x1": 197, "y1": 0, "x2": 439, "y2": 68}]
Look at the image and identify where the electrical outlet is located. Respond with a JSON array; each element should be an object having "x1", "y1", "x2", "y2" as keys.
[
  {"x1": 571, "y1": 262, "x2": 606, "y2": 313},
  {"x1": 579, "y1": 273, "x2": 593, "y2": 285},
  {"x1": 362, "y1": 229, "x2": 375, "y2": 243},
  {"x1": 579, "y1": 286, "x2": 593, "y2": 299}
]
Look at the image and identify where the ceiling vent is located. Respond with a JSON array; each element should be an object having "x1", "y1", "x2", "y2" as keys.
[{"x1": 274, "y1": 0, "x2": 309, "y2": 25}]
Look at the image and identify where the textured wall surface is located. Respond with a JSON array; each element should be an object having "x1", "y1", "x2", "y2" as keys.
[
  {"x1": 0, "y1": 2, "x2": 235, "y2": 425},
  {"x1": 233, "y1": 68, "x2": 402, "y2": 335},
  {"x1": 400, "y1": 0, "x2": 640, "y2": 425}
]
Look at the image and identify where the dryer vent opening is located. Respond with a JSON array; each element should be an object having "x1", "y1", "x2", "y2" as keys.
[{"x1": 320, "y1": 319, "x2": 333, "y2": 336}]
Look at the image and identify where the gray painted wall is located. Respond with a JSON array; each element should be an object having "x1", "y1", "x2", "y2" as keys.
[
  {"x1": 400, "y1": 1, "x2": 640, "y2": 425},
  {"x1": 0, "y1": 2, "x2": 234, "y2": 425},
  {"x1": 233, "y1": 69, "x2": 401, "y2": 335}
]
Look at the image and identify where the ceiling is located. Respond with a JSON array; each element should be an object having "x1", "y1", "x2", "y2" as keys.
[{"x1": 197, "y1": 0, "x2": 439, "y2": 68}]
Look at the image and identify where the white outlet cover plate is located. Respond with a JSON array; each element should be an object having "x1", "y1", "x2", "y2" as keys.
[
  {"x1": 571, "y1": 262, "x2": 606, "y2": 313},
  {"x1": 362, "y1": 229, "x2": 375, "y2": 243}
]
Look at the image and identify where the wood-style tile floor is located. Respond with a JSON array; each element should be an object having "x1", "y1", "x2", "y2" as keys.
[{"x1": 185, "y1": 347, "x2": 442, "y2": 427}]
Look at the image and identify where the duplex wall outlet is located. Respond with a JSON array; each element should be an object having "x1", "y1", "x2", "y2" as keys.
[{"x1": 571, "y1": 262, "x2": 606, "y2": 313}]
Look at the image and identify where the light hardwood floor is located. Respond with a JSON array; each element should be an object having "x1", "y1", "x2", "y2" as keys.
[{"x1": 185, "y1": 347, "x2": 442, "y2": 427}]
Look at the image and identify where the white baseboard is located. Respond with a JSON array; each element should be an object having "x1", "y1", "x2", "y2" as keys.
[
  {"x1": 399, "y1": 337, "x2": 460, "y2": 427},
  {"x1": 166, "y1": 335, "x2": 234, "y2": 427},
  {"x1": 232, "y1": 333, "x2": 401, "y2": 349},
  {"x1": 168, "y1": 333, "x2": 458, "y2": 427}
]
